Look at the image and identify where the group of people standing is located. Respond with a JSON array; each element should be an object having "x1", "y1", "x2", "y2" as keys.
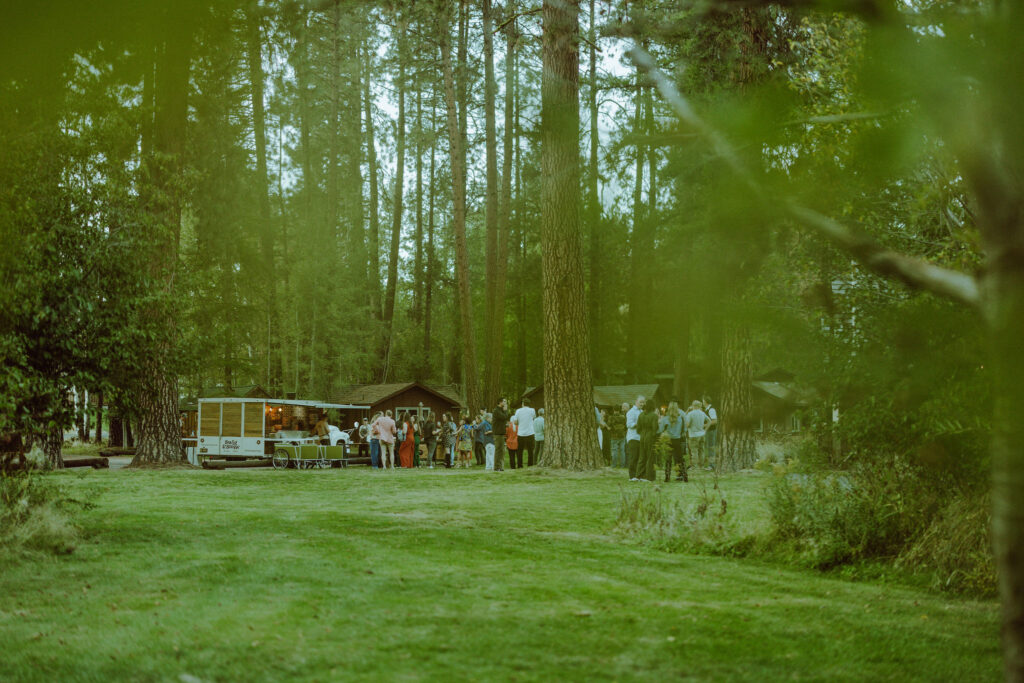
[
  {"x1": 602, "y1": 395, "x2": 718, "y2": 483},
  {"x1": 364, "y1": 398, "x2": 546, "y2": 471}
]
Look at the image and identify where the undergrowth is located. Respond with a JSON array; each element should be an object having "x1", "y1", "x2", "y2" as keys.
[
  {"x1": 616, "y1": 476, "x2": 756, "y2": 557},
  {"x1": 0, "y1": 471, "x2": 91, "y2": 557}
]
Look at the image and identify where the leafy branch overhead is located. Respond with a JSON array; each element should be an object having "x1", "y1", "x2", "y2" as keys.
[{"x1": 625, "y1": 44, "x2": 982, "y2": 312}]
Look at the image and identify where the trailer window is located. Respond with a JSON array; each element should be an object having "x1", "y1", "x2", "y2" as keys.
[
  {"x1": 243, "y1": 403, "x2": 264, "y2": 437},
  {"x1": 200, "y1": 403, "x2": 222, "y2": 436},
  {"x1": 222, "y1": 403, "x2": 242, "y2": 437}
]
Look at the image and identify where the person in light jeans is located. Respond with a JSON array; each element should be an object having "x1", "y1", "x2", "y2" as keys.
[
  {"x1": 533, "y1": 409, "x2": 546, "y2": 463},
  {"x1": 685, "y1": 401, "x2": 711, "y2": 469}
]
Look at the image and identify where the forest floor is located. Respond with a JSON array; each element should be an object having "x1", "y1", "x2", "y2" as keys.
[{"x1": 0, "y1": 466, "x2": 1000, "y2": 681}]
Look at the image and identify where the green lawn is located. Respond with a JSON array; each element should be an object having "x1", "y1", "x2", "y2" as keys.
[{"x1": 0, "y1": 466, "x2": 1000, "y2": 681}]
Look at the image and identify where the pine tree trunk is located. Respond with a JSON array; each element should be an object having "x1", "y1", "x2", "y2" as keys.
[
  {"x1": 440, "y1": 1, "x2": 482, "y2": 415},
  {"x1": 94, "y1": 389, "x2": 103, "y2": 444},
  {"x1": 587, "y1": 0, "x2": 601, "y2": 381},
  {"x1": 424, "y1": 99, "x2": 437, "y2": 369},
  {"x1": 109, "y1": 413, "x2": 124, "y2": 448},
  {"x1": 42, "y1": 426, "x2": 63, "y2": 470},
  {"x1": 247, "y1": 7, "x2": 280, "y2": 391},
  {"x1": 628, "y1": 73, "x2": 645, "y2": 382},
  {"x1": 482, "y1": 0, "x2": 503, "y2": 407},
  {"x1": 380, "y1": 7, "x2": 406, "y2": 383},
  {"x1": 78, "y1": 388, "x2": 89, "y2": 441},
  {"x1": 539, "y1": 0, "x2": 601, "y2": 470},
  {"x1": 365, "y1": 47, "x2": 381, "y2": 320},
  {"x1": 413, "y1": 86, "x2": 424, "y2": 327},
  {"x1": 988, "y1": 264, "x2": 1024, "y2": 679},
  {"x1": 131, "y1": 19, "x2": 189, "y2": 466},
  {"x1": 719, "y1": 323, "x2": 755, "y2": 471}
]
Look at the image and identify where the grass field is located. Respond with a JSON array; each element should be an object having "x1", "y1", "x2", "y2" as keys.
[{"x1": 0, "y1": 466, "x2": 1001, "y2": 681}]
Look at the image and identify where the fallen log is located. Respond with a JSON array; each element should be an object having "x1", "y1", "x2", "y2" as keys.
[
  {"x1": 63, "y1": 456, "x2": 109, "y2": 469},
  {"x1": 201, "y1": 459, "x2": 272, "y2": 470}
]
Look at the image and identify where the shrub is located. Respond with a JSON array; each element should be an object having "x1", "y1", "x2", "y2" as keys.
[
  {"x1": 616, "y1": 478, "x2": 752, "y2": 556},
  {"x1": 0, "y1": 471, "x2": 85, "y2": 556},
  {"x1": 898, "y1": 490, "x2": 996, "y2": 597}
]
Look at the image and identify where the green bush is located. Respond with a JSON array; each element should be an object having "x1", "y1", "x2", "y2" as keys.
[
  {"x1": 616, "y1": 479, "x2": 753, "y2": 556},
  {"x1": 763, "y1": 453, "x2": 995, "y2": 595},
  {"x1": 0, "y1": 471, "x2": 84, "y2": 556}
]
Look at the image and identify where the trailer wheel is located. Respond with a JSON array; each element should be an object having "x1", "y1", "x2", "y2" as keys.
[{"x1": 272, "y1": 449, "x2": 291, "y2": 469}]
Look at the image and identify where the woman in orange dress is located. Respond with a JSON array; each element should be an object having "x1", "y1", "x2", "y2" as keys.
[{"x1": 398, "y1": 413, "x2": 415, "y2": 468}]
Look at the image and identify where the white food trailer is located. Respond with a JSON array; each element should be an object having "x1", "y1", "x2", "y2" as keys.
[{"x1": 186, "y1": 397, "x2": 369, "y2": 465}]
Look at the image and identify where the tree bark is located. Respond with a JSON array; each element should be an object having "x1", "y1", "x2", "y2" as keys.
[
  {"x1": 413, "y1": 86, "x2": 424, "y2": 326},
  {"x1": 41, "y1": 426, "x2": 64, "y2": 470},
  {"x1": 440, "y1": 0, "x2": 482, "y2": 414},
  {"x1": 587, "y1": 0, "x2": 602, "y2": 381},
  {"x1": 94, "y1": 389, "x2": 103, "y2": 444},
  {"x1": 365, "y1": 46, "x2": 381, "y2": 319},
  {"x1": 628, "y1": 71, "x2": 646, "y2": 382},
  {"x1": 131, "y1": 20, "x2": 192, "y2": 466},
  {"x1": 482, "y1": 0, "x2": 504, "y2": 407},
  {"x1": 539, "y1": 0, "x2": 601, "y2": 469},
  {"x1": 719, "y1": 323, "x2": 755, "y2": 471},
  {"x1": 380, "y1": 6, "x2": 406, "y2": 383},
  {"x1": 424, "y1": 98, "x2": 437, "y2": 369},
  {"x1": 247, "y1": 6, "x2": 280, "y2": 391}
]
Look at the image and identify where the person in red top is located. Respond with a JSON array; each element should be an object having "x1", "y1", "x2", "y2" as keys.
[
  {"x1": 398, "y1": 412, "x2": 415, "y2": 468},
  {"x1": 505, "y1": 421, "x2": 518, "y2": 467}
]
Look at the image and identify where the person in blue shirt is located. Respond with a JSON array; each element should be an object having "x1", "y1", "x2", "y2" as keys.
[{"x1": 481, "y1": 413, "x2": 495, "y2": 470}]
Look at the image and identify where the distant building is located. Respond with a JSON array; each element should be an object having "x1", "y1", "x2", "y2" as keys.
[
  {"x1": 752, "y1": 369, "x2": 809, "y2": 434},
  {"x1": 329, "y1": 382, "x2": 463, "y2": 422}
]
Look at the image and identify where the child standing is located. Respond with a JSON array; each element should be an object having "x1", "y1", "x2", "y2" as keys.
[
  {"x1": 505, "y1": 421, "x2": 519, "y2": 469},
  {"x1": 458, "y1": 417, "x2": 474, "y2": 468}
]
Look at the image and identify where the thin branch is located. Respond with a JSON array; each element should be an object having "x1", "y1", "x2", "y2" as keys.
[
  {"x1": 625, "y1": 44, "x2": 982, "y2": 311},
  {"x1": 494, "y1": 7, "x2": 542, "y2": 34},
  {"x1": 789, "y1": 205, "x2": 981, "y2": 308}
]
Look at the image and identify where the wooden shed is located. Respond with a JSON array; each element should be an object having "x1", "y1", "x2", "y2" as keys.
[{"x1": 330, "y1": 382, "x2": 463, "y2": 421}]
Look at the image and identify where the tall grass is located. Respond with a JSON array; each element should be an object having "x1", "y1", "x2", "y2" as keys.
[{"x1": 0, "y1": 471, "x2": 85, "y2": 556}]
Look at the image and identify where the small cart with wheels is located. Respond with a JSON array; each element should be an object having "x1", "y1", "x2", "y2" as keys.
[{"x1": 188, "y1": 397, "x2": 370, "y2": 467}]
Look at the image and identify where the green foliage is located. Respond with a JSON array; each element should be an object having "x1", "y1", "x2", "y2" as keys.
[
  {"x1": 0, "y1": 472, "x2": 85, "y2": 556},
  {"x1": 764, "y1": 453, "x2": 995, "y2": 596},
  {"x1": 617, "y1": 475, "x2": 752, "y2": 556}
]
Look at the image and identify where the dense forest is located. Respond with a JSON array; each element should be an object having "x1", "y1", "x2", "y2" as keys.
[{"x1": 4, "y1": 0, "x2": 1024, "y2": 675}]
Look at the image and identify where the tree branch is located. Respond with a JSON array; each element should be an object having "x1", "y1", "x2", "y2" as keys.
[{"x1": 625, "y1": 44, "x2": 982, "y2": 311}]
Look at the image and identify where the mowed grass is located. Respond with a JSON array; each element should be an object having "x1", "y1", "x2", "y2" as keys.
[{"x1": 0, "y1": 466, "x2": 1000, "y2": 682}]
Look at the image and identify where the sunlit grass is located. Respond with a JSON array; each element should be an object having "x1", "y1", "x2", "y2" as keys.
[{"x1": 0, "y1": 467, "x2": 999, "y2": 681}]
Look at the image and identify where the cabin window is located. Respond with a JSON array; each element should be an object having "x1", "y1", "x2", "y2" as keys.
[
  {"x1": 222, "y1": 403, "x2": 242, "y2": 437},
  {"x1": 397, "y1": 406, "x2": 425, "y2": 419},
  {"x1": 200, "y1": 403, "x2": 222, "y2": 436},
  {"x1": 243, "y1": 403, "x2": 264, "y2": 437}
]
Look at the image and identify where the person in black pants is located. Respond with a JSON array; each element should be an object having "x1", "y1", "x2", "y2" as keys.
[{"x1": 491, "y1": 398, "x2": 509, "y2": 471}]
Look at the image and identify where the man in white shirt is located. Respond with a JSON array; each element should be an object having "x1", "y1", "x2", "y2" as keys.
[
  {"x1": 626, "y1": 395, "x2": 645, "y2": 480},
  {"x1": 513, "y1": 398, "x2": 538, "y2": 467},
  {"x1": 685, "y1": 400, "x2": 711, "y2": 469}
]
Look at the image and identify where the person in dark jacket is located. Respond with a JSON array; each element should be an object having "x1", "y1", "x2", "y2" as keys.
[
  {"x1": 491, "y1": 398, "x2": 509, "y2": 472},
  {"x1": 636, "y1": 402, "x2": 660, "y2": 482}
]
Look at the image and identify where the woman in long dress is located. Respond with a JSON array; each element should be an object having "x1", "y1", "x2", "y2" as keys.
[{"x1": 398, "y1": 413, "x2": 415, "y2": 468}]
